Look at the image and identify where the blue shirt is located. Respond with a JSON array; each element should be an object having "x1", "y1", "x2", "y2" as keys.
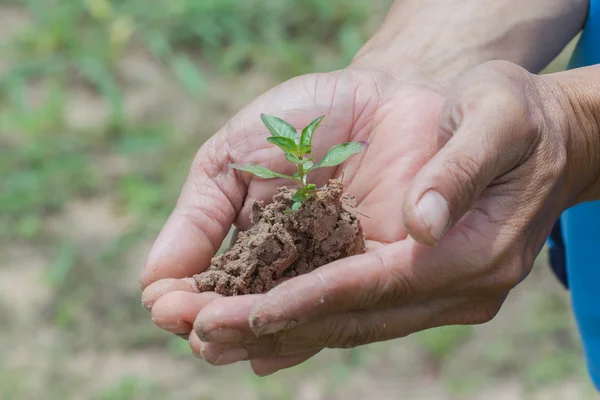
[{"x1": 550, "y1": 0, "x2": 600, "y2": 389}]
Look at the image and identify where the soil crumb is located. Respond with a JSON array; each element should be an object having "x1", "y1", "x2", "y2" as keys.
[{"x1": 194, "y1": 180, "x2": 366, "y2": 296}]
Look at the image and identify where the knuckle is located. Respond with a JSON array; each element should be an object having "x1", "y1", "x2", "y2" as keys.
[
  {"x1": 472, "y1": 302, "x2": 502, "y2": 325},
  {"x1": 201, "y1": 346, "x2": 223, "y2": 365},
  {"x1": 437, "y1": 103, "x2": 461, "y2": 148},
  {"x1": 487, "y1": 86, "x2": 525, "y2": 115},
  {"x1": 268, "y1": 339, "x2": 289, "y2": 356},
  {"x1": 243, "y1": 336, "x2": 286, "y2": 358},
  {"x1": 269, "y1": 331, "x2": 292, "y2": 352},
  {"x1": 357, "y1": 251, "x2": 414, "y2": 309},
  {"x1": 204, "y1": 355, "x2": 220, "y2": 366},
  {"x1": 152, "y1": 289, "x2": 188, "y2": 313},
  {"x1": 484, "y1": 89, "x2": 534, "y2": 145},
  {"x1": 195, "y1": 135, "x2": 230, "y2": 178},
  {"x1": 492, "y1": 258, "x2": 527, "y2": 293},
  {"x1": 473, "y1": 301, "x2": 502, "y2": 325},
  {"x1": 322, "y1": 318, "x2": 351, "y2": 348},
  {"x1": 322, "y1": 314, "x2": 381, "y2": 349},
  {"x1": 461, "y1": 66, "x2": 532, "y2": 126},
  {"x1": 441, "y1": 153, "x2": 481, "y2": 199},
  {"x1": 454, "y1": 299, "x2": 503, "y2": 325},
  {"x1": 380, "y1": 268, "x2": 415, "y2": 306}
]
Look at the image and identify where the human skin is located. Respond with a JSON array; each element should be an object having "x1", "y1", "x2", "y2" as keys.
[{"x1": 140, "y1": 0, "x2": 595, "y2": 376}]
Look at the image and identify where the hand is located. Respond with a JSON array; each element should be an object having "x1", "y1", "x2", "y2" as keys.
[
  {"x1": 140, "y1": 66, "x2": 447, "y2": 372},
  {"x1": 141, "y1": 60, "x2": 586, "y2": 376}
]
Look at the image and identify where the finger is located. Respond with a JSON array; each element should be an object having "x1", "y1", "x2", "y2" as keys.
[
  {"x1": 402, "y1": 61, "x2": 539, "y2": 245},
  {"x1": 141, "y1": 136, "x2": 245, "y2": 289},
  {"x1": 141, "y1": 277, "x2": 199, "y2": 311},
  {"x1": 199, "y1": 297, "x2": 465, "y2": 362},
  {"x1": 189, "y1": 329, "x2": 203, "y2": 357},
  {"x1": 247, "y1": 240, "x2": 445, "y2": 336},
  {"x1": 190, "y1": 334, "x2": 252, "y2": 366},
  {"x1": 195, "y1": 343, "x2": 322, "y2": 370},
  {"x1": 151, "y1": 290, "x2": 222, "y2": 334},
  {"x1": 194, "y1": 294, "x2": 263, "y2": 343},
  {"x1": 193, "y1": 279, "x2": 294, "y2": 343},
  {"x1": 250, "y1": 350, "x2": 322, "y2": 376}
]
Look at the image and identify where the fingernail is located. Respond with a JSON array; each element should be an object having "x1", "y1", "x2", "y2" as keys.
[
  {"x1": 174, "y1": 332, "x2": 189, "y2": 340},
  {"x1": 416, "y1": 190, "x2": 450, "y2": 241},
  {"x1": 202, "y1": 328, "x2": 243, "y2": 343},
  {"x1": 213, "y1": 347, "x2": 248, "y2": 366},
  {"x1": 142, "y1": 300, "x2": 153, "y2": 311}
]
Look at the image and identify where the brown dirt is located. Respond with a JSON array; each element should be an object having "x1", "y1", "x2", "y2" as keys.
[{"x1": 194, "y1": 180, "x2": 366, "y2": 296}]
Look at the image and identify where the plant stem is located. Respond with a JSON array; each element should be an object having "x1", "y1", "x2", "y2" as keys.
[{"x1": 297, "y1": 163, "x2": 306, "y2": 190}]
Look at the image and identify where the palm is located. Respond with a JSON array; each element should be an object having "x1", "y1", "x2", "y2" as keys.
[
  {"x1": 207, "y1": 69, "x2": 446, "y2": 244},
  {"x1": 140, "y1": 68, "x2": 447, "y2": 365}
]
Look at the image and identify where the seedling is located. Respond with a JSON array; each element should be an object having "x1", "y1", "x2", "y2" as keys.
[{"x1": 230, "y1": 114, "x2": 367, "y2": 211}]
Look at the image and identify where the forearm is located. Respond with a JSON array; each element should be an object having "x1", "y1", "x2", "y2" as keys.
[{"x1": 352, "y1": 0, "x2": 588, "y2": 84}]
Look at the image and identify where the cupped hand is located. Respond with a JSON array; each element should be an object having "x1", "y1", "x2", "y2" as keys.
[
  {"x1": 141, "y1": 60, "x2": 575, "y2": 376},
  {"x1": 140, "y1": 66, "x2": 445, "y2": 366}
]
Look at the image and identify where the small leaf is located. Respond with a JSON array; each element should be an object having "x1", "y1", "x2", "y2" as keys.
[
  {"x1": 292, "y1": 202, "x2": 302, "y2": 211},
  {"x1": 300, "y1": 115, "x2": 324, "y2": 150},
  {"x1": 292, "y1": 190, "x2": 306, "y2": 203},
  {"x1": 285, "y1": 153, "x2": 303, "y2": 164},
  {"x1": 230, "y1": 163, "x2": 293, "y2": 180},
  {"x1": 301, "y1": 145, "x2": 312, "y2": 155},
  {"x1": 309, "y1": 142, "x2": 367, "y2": 171},
  {"x1": 267, "y1": 136, "x2": 298, "y2": 153},
  {"x1": 304, "y1": 160, "x2": 314, "y2": 170},
  {"x1": 261, "y1": 114, "x2": 299, "y2": 142},
  {"x1": 306, "y1": 183, "x2": 317, "y2": 192}
]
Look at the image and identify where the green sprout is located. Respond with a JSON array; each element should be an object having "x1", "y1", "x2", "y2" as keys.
[{"x1": 230, "y1": 114, "x2": 368, "y2": 211}]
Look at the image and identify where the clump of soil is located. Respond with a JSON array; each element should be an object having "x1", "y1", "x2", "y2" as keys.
[{"x1": 194, "y1": 180, "x2": 366, "y2": 296}]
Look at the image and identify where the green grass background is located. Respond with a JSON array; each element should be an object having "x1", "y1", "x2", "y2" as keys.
[{"x1": 0, "y1": 1, "x2": 595, "y2": 398}]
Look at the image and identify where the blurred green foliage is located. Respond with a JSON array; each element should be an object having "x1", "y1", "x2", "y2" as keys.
[
  {"x1": 0, "y1": 0, "x2": 374, "y2": 355},
  {"x1": 0, "y1": 0, "x2": 370, "y2": 242}
]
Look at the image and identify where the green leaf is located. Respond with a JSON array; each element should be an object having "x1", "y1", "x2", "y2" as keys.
[
  {"x1": 285, "y1": 153, "x2": 303, "y2": 164},
  {"x1": 292, "y1": 202, "x2": 302, "y2": 211},
  {"x1": 267, "y1": 136, "x2": 298, "y2": 153},
  {"x1": 300, "y1": 115, "x2": 324, "y2": 151},
  {"x1": 261, "y1": 114, "x2": 299, "y2": 142},
  {"x1": 301, "y1": 145, "x2": 313, "y2": 155},
  {"x1": 292, "y1": 190, "x2": 306, "y2": 203},
  {"x1": 306, "y1": 183, "x2": 317, "y2": 192},
  {"x1": 309, "y1": 142, "x2": 367, "y2": 171},
  {"x1": 304, "y1": 160, "x2": 314, "y2": 170},
  {"x1": 230, "y1": 163, "x2": 293, "y2": 180}
]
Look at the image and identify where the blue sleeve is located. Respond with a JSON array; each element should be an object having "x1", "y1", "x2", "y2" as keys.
[{"x1": 551, "y1": 0, "x2": 600, "y2": 390}]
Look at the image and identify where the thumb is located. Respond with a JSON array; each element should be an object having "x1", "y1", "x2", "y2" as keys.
[{"x1": 403, "y1": 62, "x2": 540, "y2": 245}]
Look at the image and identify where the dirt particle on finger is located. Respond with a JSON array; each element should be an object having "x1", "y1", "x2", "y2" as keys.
[{"x1": 194, "y1": 180, "x2": 366, "y2": 296}]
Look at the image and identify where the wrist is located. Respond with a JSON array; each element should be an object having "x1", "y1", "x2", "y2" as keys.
[
  {"x1": 348, "y1": 27, "x2": 483, "y2": 89},
  {"x1": 349, "y1": 0, "x2": 587, "y2": 87},
  {"x1": 350, "y1": 34, "x2": 494, "y2": 89},
  {"x1": 540, "y1": 68, "x2": 600, "y2": 206}
]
